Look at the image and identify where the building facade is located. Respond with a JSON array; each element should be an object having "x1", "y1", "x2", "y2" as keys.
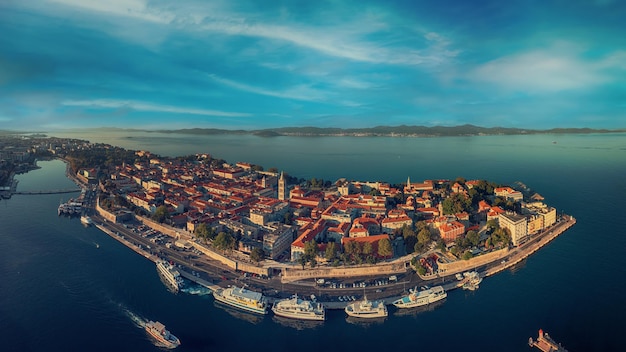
[{"x1": 499, "y1": 213, "x2": 529, "y2": 246}]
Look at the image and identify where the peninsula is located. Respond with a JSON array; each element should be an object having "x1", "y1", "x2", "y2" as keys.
[{"x1": 2, "y1": 135, "x2": 575, "y2": 314}]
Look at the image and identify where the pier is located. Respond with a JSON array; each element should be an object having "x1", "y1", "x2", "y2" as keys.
[{"x1": 14, "y1": 188, "x2": 81, "y2": 195}]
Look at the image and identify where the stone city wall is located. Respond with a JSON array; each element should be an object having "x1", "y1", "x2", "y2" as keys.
[
  {"x1": 96, "y1": 200, "x2": 132, "y2": 223},
  {"x1": 137, "y1": 215, "x2": 270, "y2": 275},
  {"x1": 435, "y1": 247, "x2": 509, "y2": 275},
  {"x1": 281, "y1": 261, "x2": 407, "y2": 283}
]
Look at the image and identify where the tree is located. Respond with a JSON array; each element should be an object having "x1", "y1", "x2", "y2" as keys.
[
  {"x1": 436, "y1": 239, "x2": 447, "y2": 251},
  {"x1": 462, "y1": 250, "x2": 474, "y2": 260},
  {"x1": 152, "y1": 205, "x2": 169, "y2": 223},
  {"x1": 442, "y1": 193, "x2": 472, "y2": 215},
  {"x1": 466, "y1": 230, "x2": 480, "y2": 247},
  {"x1": 325, "y1": 242, "x2": 337, "y2": 261},
  {"x1": 304, "y1": 240, "x2": 319, "y2": 261},
  {"x1": 268, "y1": 167, "x2": 278, "y2": 174},
  {"x1": 250, "y1": 247, "x2": 264, "y2": 263},
  {"x1": 417, "y1": 264, "x2": 427, "y2": 276},
  {"x1": 213, "y1": 232, "x2": 234, "y2": 252},
  {"x1": 343, "y1": 241, "x2": 356, "y2": 259},
  {"x1": 415, "y1": 221, "x2": 428, "y2": 231},
  {"x1": 404, "y1": 235, "x2": 417, "y2": 254},
  {"x1": 402, "y1": 224, "x2": 415, "y2": 238},
  {"x1": 369, "y1": 188, "x2": 381, "y2": 196},
  {"x1": 362, "y1": 241, "x2": 373, "y2": 256},
  {"x1": 310, "y1": 257, "x2": 317, "y2": 268},
  {"x1": 417, "y1": 228, "x2": 431, "y2": 246},
  {"x1": 194, "y1": 223, "x2": 209, "y2": 243},
  {"x1": 298, "y1": 255, "x2": 306, "y2": 269},
  {"x1": 377, "y1": 237, "x2": 393, "y2": 258}
]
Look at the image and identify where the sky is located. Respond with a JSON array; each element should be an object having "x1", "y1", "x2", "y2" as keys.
[{"x1": 1, "y1": 0, "x2": 625, "y2": 131}]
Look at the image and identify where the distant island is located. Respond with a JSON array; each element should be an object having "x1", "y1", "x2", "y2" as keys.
[
  {"x1": 154, "y1": 124, "x2": 625, "y2": 137},
  {"x1": 2, "y1": 125, "x2": 625, "y2": 138}
]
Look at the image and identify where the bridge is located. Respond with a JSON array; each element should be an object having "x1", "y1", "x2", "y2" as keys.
[{"x1": 13, "y1": 188, "x2": 82, "y2": 195}]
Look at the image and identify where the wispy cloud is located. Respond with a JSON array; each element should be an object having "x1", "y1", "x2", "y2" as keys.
[
  {"x1": 42, "y1": 0, "x2": 458, "y2": 67},
  {"x1": 468, "y1": 45, "x2": 623, "y2": 92},
  {"x1": 207, "y1": 74, "x2": 329, "y2": 102},
  {"x1": 62, "y1": 99, "x2": 251, "y2": 117},
  {"x1": 48, "y1": 0, "x2": 174, "y2": 24}
]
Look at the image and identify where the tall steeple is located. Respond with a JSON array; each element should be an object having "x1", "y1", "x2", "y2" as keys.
[
  {"x1": 407, "y1": 176, "x2": 411, "y2": 189},
  {"x1": 278, "y1": 171, "x2": 286, "y2": 200}
]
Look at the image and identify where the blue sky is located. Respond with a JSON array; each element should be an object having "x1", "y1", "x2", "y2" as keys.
[{"x1": 1, "y1": 0, "x2": 625, "y2": 130}]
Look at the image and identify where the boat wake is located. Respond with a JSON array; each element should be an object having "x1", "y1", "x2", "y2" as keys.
[
  {"x1": 181, "y1": 284, "x2": 212, "y2": 296},
  {"x1": 120, "y1": 304, "x2": 146, "y2": 329}
]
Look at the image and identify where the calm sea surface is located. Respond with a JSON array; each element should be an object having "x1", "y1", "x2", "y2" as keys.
[{"x1": 1, "y1": 132, "x2": 625, "y2": 351}]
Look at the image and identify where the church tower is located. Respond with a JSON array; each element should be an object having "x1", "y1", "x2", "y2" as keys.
[{"x1": 278, "y1": 171, "x2": 286, "y2": 200}]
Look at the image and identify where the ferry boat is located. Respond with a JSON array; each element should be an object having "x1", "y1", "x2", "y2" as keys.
[
  {"x1": 271, "y1": 294, "x2": 325, "y2": 321},
  {"x1": 156, "y1": 260, "x2": 184, "y2": 292},
  {"x1": 392, "y1": 286, "x2": 447, "y2": 309},
  {"x1": 213, "y1": 286, "x2": 268, "y2": 315},
  {"x1": 344, "y1": 296, "x2": 387, "y2": 318},
  {"x1": 529, "y1": 329, "x2": 568, "y2": 352},
  {"x1": 80, "y1": 215, "x2": 93, "y2": 225},
  {"x1": 145, "y1": 320, "x2": 180, "y2": 349}
]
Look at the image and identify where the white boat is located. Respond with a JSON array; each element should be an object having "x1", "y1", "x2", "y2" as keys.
[
  {"x1": 392, "y1": 286, "x2": 447, "y2": 309},
  {"x1": 213, "y1": 286, "x2": 268, "y2": 315},
  {"x1": 271, "y1": 294, "x2": 325, "y2": 321},
  {"x1": 80, "y1": 215, "x2": 93, "y2": 225},
  {"x1": 462, "y1": 271, "x2": 483, "y2": 291},
  {"x1": 156, "y1": 260, "x2": 184, "y2": 292},
  {"x1": 345, "y1": 296, "x2": 387, "y2": 318},
  {"x1": 145, "y1": 320, "x2": 180, "y2": 349}
]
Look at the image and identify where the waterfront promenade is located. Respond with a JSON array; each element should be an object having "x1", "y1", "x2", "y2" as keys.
[{"x1": 88, "y1": 203, "x2": 576, "y2": 310}]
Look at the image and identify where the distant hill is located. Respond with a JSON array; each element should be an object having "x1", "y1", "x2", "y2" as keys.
[
  {"x1": 6, "y1": 125, "x2": 620, "y2": 137},
  {"x1": 157, "y1": 124, "x2": 625, "y2": 137},
  {"x1": 156, "y1": 127, "x2": 248, "y2": 135}
]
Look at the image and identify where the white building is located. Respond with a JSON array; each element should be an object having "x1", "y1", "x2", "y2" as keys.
[{"x1": 499, "y1": 213, "x2": 528, "y2": 246}]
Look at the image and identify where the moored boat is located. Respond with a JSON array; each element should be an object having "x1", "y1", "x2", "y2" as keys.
[
  {"x1": 462, "y1": 271, "x2": 482, "y2": 291},
  {"x1": 156, "y1": 260, "x2": 184, "y2": 292},
  {"x1": 392, "y1": 285, "x2": 447, "y2": 309},
  {"x1": 213, "y1": 286, "x2": 268, "y2": 315},
  {"x1": 271, "y1": 294, "x2": 325, "y2": 321},
  {"x1": 145, "y1": 320, "x2": 180, "y2": 349},
  {"x1": 80, "y1": 215, "x2": 93, "y2": 225},
  {"x1": 345, "y1": 296, "x2": 387, "y2": 318}
]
